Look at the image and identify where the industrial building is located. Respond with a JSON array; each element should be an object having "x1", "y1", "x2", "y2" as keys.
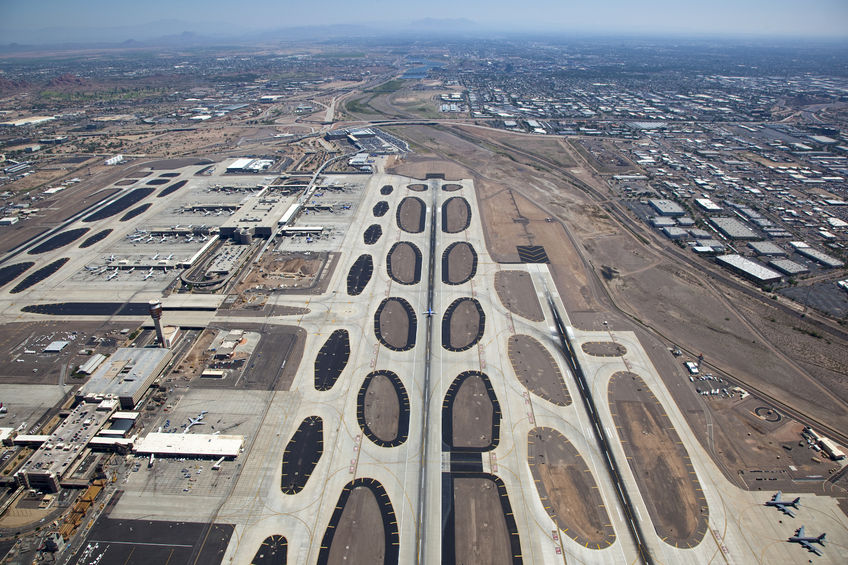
[
  {"x1": 748, "y1": 241, "x2": 786, "y2": 256},
  {"x1": 790, "y1": 242, "x2": 845, "y2": 268},
  {"x1": 649, "y1": 199, "x2": 686, "y2": 217},
  {"x1": 710, "y1": 217, "x2": 760, "y2": 240},
  {"x1": 768, "y1": 258, "x2": 809, "y2": 276},
  {"x1": 716, "y1": 254, "x2": 783, "y2": 284},
  {"x1": 76, "y1": 348, "x2": 173, "y2": 409}
]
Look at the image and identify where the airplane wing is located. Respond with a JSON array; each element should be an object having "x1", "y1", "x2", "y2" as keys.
[
  {"x1": 799, "y1": 541, "x2": 822, "y2": 556},
  {"x1": 783, "y1": 507, "x2": 795, "y2": 518},
  {"x1": 772, "y1": 491, "x2": 782, "y2": 502}
]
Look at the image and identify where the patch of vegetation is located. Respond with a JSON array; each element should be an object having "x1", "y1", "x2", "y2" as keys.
[{"x1": 366, "y1": 79, "x2": 407, "y2": 93}]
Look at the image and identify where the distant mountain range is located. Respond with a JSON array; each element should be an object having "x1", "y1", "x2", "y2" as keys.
[{"x1": 0, "y1": 18, "x2": 484, "y2": 52}]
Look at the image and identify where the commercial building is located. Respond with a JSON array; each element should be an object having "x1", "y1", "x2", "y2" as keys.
[
  {"x1": 695, "y1": 198, "x2": 722, "y2": 212},
  {"x1": 0, "y1": 116, "x2": 55, "y2": 127},
  {"x1": 226, "y1": 158, "x2": 274, "y2": 174},
  {"x1": 219, "y1": 188, "x2": 294, "y2": 239},
  {"x1": 716, "y1": 254, "x2": 782, "y2": 284},
  {"x1": 76, "y1": 348, "x2": 172, "y2": 409},
  {"x1": 133, "y1": 433, "x2": 244, "y2": 459},
  {"x1": 15, "y1": 398, "x2": 118, "y2": 493}
]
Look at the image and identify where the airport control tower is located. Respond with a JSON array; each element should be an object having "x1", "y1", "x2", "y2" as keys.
[{"x1": 149, "y1": 299, "x2": 166, "y2": 348}]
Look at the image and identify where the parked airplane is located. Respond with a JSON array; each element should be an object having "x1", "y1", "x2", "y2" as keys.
[
  {"x1": 107, "y1": 254, "x2": 115, "y2": 262},
  {"x1": 107, "y1": 271, "x2": 119, "y2": 281},
  {"x1": 166, "y1": 254, "x2": 174, "y2": 261},
  {"x1": 766, "y1": 492, "x2": 800, "y2": 517},
  {"x1": 788, "y1": 526, "x2": 826, "y2": 556},
  {"x1": 151, "y1": 253, "x2": 160, "y2": 261},
  {"x1": 144, "y1": 268, "x2": 154, "y2": 280},
  {"x1": 183, "y1": 412, "x2": 206, "y2": 433}
]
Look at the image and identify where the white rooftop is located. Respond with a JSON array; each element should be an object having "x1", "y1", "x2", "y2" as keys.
[{"x1": 133, "y1": 432, "x2": 243, "y2": 458}]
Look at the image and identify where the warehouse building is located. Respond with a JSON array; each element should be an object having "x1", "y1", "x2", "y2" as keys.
[
  {"x1": 716, "y1": 254, "x2": 782, "y2": 284},
  {"x1": 649, "y1": 199, "x2": 686, "y2": 217},
  {"x1": 76, "y1": 348, "x2": 172, "y2": 409},
  {"x1": 790, "y1": 242, "x2": 845, "y2": 268},
  {"x1": 710, "y1": 217, "x2": 759, "y2": 240},
  {"x1": 748, "y1": 241, "x2": 786, "y2": 256},
  {"x1": 768, "y1": 259, "x2": 809, "y2": 276}
]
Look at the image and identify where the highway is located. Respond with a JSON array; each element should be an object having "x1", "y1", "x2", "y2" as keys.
[{"x1": 546, "y1": 291, "x2": 654, "y2": 565}]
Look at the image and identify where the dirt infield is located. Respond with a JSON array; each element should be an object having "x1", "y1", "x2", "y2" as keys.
[
  {"x1": 450, "y1": 374, "x2": 496, "y2": 449},
  {"x1": 397, "y1": 196, "x2": 426, "y2": 233},
  {"x1": 442, "y1": 183, "x2": 462, "y2": 191},
  {"x1": 609, "y1": 372, "x2": 708, "y2": 547},
  {"x1": 443, "y1": 297, "x2": 485, "y2": 351},
  {"x1": 324, "y1": 485, "x2": 385, "y2": 565},
  {"x1": 442, "y1": 241, "x2": 477, "y2": 285},
  {"x1": 363, "y1": 373, "x2": 400, "y2": 443},
  {"x1": 358, "y1": 371, "x2": 409, "y2": 447},
  {"x1": 318, "y1": 478, "x2": 399, "y2": 565},
  {"x1": 442, "y1": 196, "x2": 471, "y2": 233},
  {"x1": 386, "y1": 241, "x2": 421, "y2": 285},
  {"x1": 407, "y1": 183, "x2": 428, "y2": 191},
  {"x1": 375, "y1": 297, "x2": 416, "y2": 351},
  {"x1": 581, "y1": 341, "x2": 627, "y2": 357},
  {"x1": 453, "y1": 477, "x2": 514, "y2": 565},
  {"x1": 494, "y1": 270, "x2": 544, "y2": 322},
  {"x1": 508, "y1": 335, "x2": 571, "y2": 406},
  {"x1": 527, "y1": 427, "x2": 615, "y2": 548}
]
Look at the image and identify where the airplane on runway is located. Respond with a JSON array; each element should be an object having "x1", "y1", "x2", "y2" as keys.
[
  {"x1": 766, "y1": 492, "x2": 800, "y2": 517},
  {"x1": 423, "y1": 308, "x2": 437, "y2": 317},
  {"x1": 788, "y1": 526, "x2": 826, "y2": 556}
]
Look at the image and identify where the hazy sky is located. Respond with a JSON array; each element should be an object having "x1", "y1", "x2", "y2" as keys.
[{"x1": 2, "y1": 0, "x2": 847, "y2": 40}]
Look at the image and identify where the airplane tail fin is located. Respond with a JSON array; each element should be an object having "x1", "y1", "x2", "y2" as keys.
[
  {"x1": 818, "y1": 533, "x2": 826, "y2": 545},
  {"x1": 792, "y1": 497, "x2": 800, "y2": 506}
]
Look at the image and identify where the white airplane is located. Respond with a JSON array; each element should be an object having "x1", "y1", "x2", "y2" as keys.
[
  {"x1": 186, "y1": 236, "x2": 194, "y2": 243},
  {"x1": 160, "y1": 235, "x2": 168, "y2": 243},
  {"x1": 107, "y1": 254, "x2": 115, "y2": 262},
  {"x1": 107, "y1": 271, "x2": 119, "y2": 281},
  {"x1": 151, "y1": 253, "x2": 160, "y2": 261},
  {"x1": 143, "y1": 268, "x2": 154, "y2": 280},
  {"x1": 766, "y1": 491, "x2": 800, "y2": 518},
  {"x1": 166, "y1": 254, "x2": 174, "y2": 261},
  {"x1": 788, "y1": 526, "x2": 826, "y2": 556},
  {"x1": 183, "y1": 412, "x2": 206, "y2": 433}
]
